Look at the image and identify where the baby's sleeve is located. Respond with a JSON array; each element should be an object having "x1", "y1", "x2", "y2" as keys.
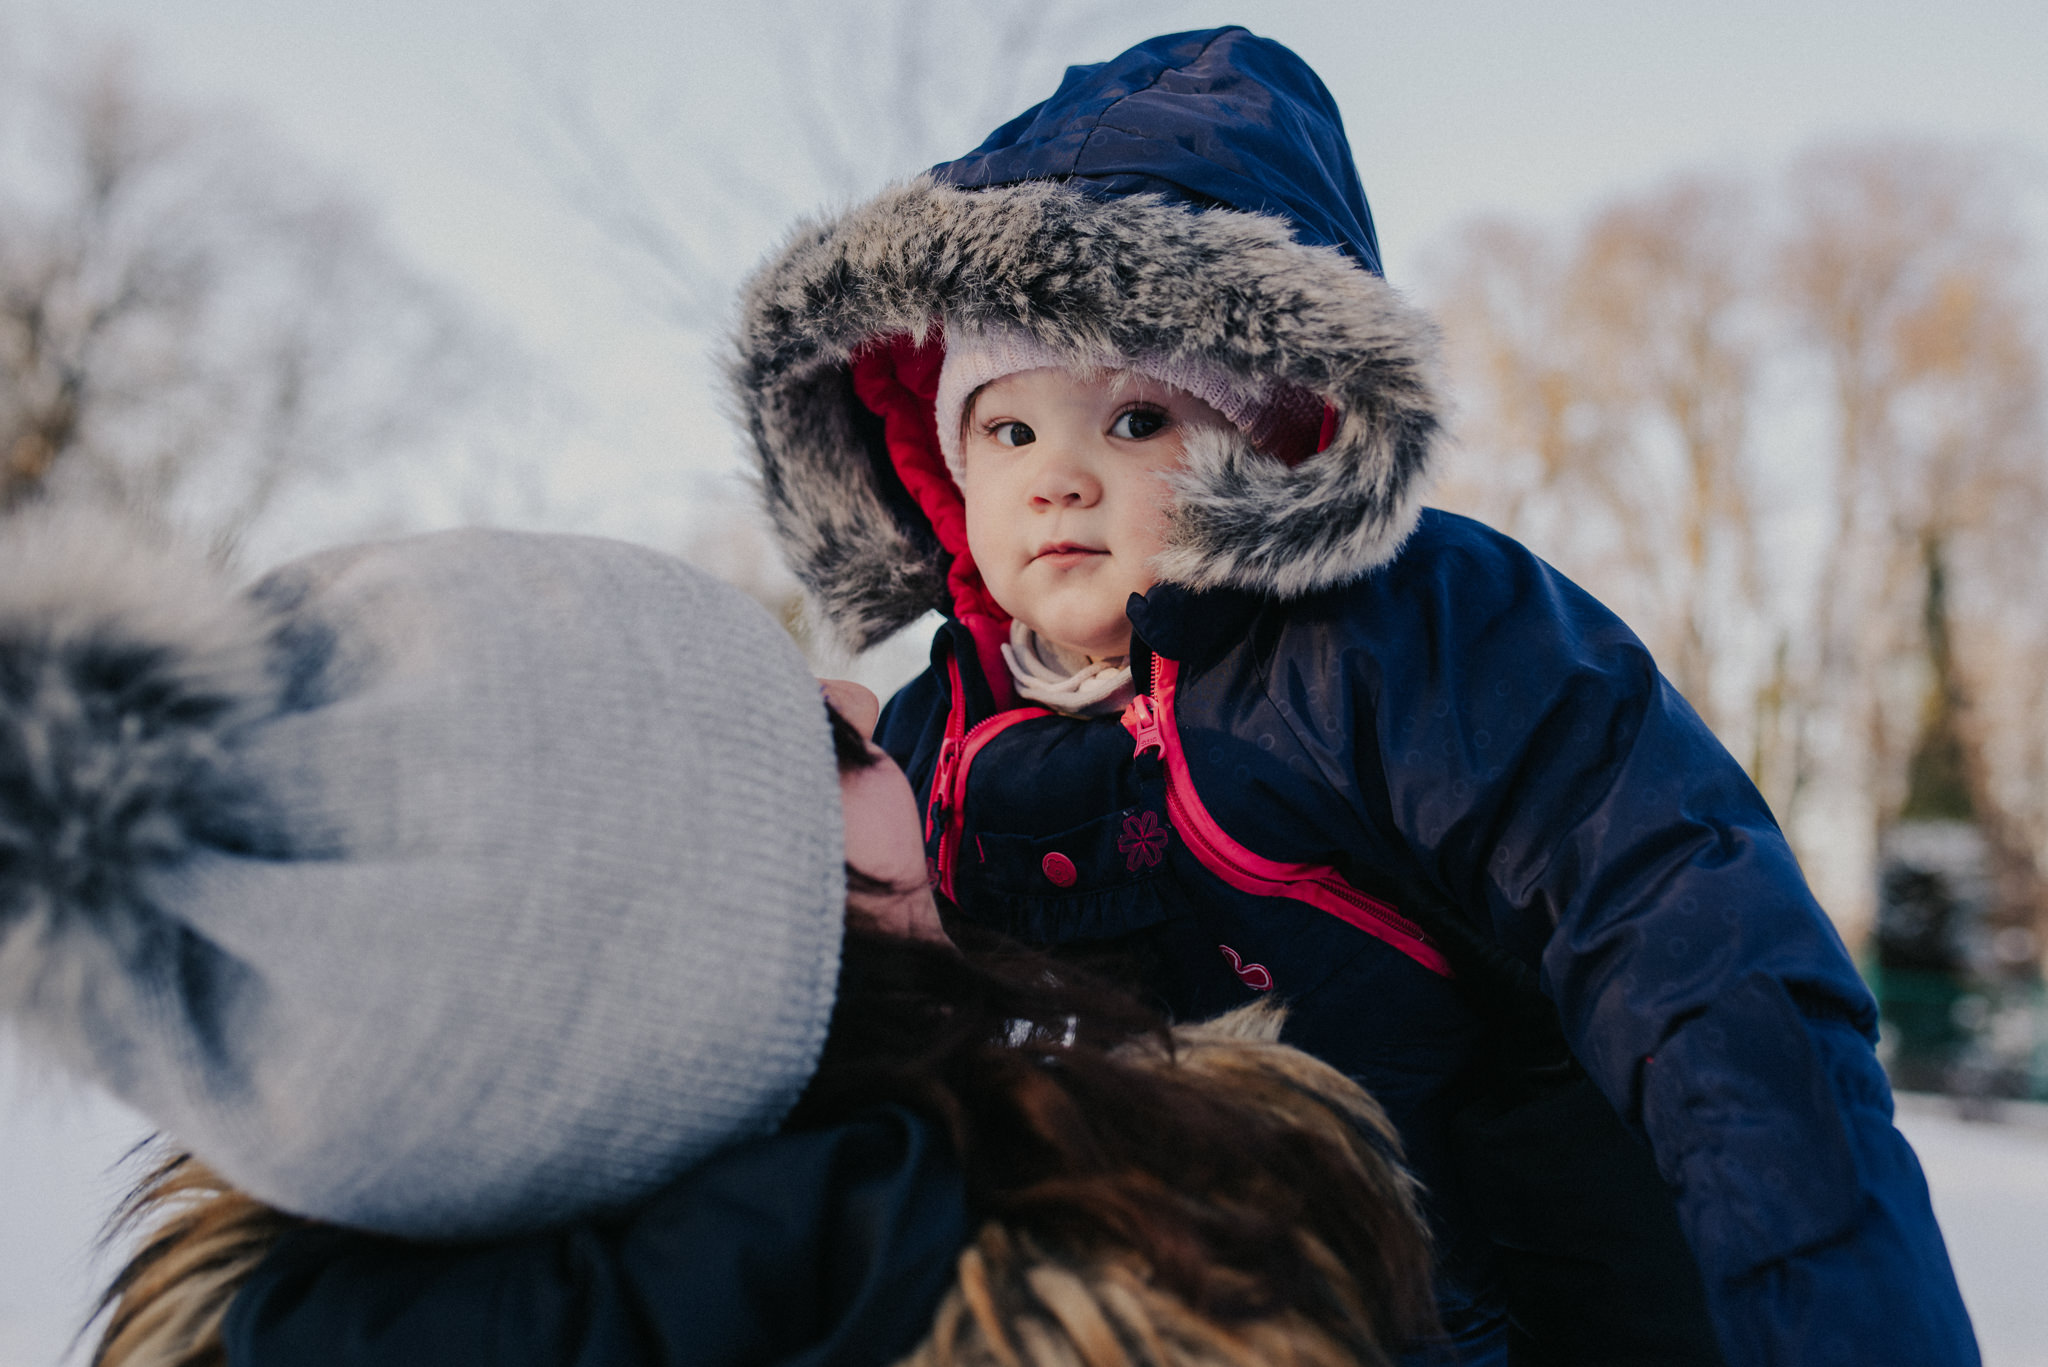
[{"x1": 1321, "y1": 514, "x2": 1979, "y2": 1364}]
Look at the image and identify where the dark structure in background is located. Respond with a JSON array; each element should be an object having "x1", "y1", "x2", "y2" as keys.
[
  {"x1": 1876, "y1": 822, "x2": 1987, "y2": 1093},
  {"x1": 1873, "y1": 547, "x2": 2045, "y2": 1103}
]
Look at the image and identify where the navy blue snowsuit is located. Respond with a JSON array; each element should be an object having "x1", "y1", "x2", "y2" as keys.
[{"x1": 731, "y1": 25, "x2": 1980, "y2": 1366}]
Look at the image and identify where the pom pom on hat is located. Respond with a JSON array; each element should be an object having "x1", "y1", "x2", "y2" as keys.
[
  {"x1": 934, "y1": 323, "x2": 1327, "y2": 480},
  {"x1": 0, "y1": 517, "x2": 846, "y2": 1238}
]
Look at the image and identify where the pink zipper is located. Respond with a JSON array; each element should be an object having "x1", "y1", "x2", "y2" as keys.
[
  {"x1": 1125, "y1": 658, "x2": 1453, "y2": 978},
  {"x1": 927, "y1": 651, "x2": 1049, "y2": 902}
]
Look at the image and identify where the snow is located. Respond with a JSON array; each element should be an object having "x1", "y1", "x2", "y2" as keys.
[
  {"x1": 1, "y1": 1058, "x2": 2045, "y2": 1366},
  {"x1": 1897, "y1": 1093, "x2": 2048, "y2": 1367}
]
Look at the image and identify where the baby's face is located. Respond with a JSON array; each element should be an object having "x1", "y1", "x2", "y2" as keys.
[{"x1": 960, "y1": 368, "x2": 1231, "y2": 661}]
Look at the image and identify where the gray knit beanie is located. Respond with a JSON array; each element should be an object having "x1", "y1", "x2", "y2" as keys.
[{"x1": 0, "y1": 517, "x2": 845, "y2": 1239}]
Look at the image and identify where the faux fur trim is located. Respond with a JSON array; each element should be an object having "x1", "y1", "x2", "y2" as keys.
[
  {"x1": 1121, "y1": 1000, "x2": 1408, "y2": 1160},
  {"x1": 91, "y1": 1149, "x2": 298, "y2": 1367},
  {"x1": 906, "y1": 1222, "x2": 1375, "y2": 1367},
  {"x1": 730, "y1": 177, "x2": 1444, "y2": 651},
  {"x1": 907, "y1": 1002, "x2": 1419, "y2": 1367},
  {"x1": 91, "y1": 1006, "x2": 1419, "y2": 1367},
  {"x1": 0, "y1": 511, "x2": 281, "y2": 1077}
]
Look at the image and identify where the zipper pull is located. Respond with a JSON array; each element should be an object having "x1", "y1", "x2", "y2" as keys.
[
  {"x1": 925, "y1": 736, "x2": 959, "y2": 841},
  {"x1": 1123, "y1": 694, "x2": 1165, "y2": 758}
]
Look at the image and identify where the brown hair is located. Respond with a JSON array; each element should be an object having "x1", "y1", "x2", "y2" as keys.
[
  {"x1": 88, "y1": 943, "x2": 1436, "y2": 1367},
  {"x1": 90, "y1": 707, "x2": 1436, "y2": 1366},
  {"x1": 791, "y1": 919, "x2": 1439, "y2": 1362},
  {"x1": 90, "y1": 1151, "x2": 293, "y2": 1367},
  {"x1": 818, "y1": 703, "x2": 1436, "y2": 1357}
]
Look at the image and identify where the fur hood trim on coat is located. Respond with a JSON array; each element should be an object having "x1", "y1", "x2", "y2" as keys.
[
  {"x1": 90, "y1": 1003, "x2": 1425, "y2": 1367},
  {"x1": 730, "y1": 177, "x2": 1445, "y2": 652}
]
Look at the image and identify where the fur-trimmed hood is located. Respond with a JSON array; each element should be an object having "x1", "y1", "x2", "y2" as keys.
[
  {"x1": 729, "y1": 27, "x2": 1444, "y2": 654},
  {"x1": 92, "y1": 1004, "x2": 1430, "y2": 1367}
]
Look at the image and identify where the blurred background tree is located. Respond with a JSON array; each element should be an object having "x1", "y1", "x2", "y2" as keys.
[
  {"x1": 527, "y1": 0, "x2": 1152, "y2": 333},
  {"x1": 0, "y1": 39, "x2": 518, "y2": 557},
  {"x1": 1425, "y1": 138, "x2": 2048, "y2": 1093},
  {"x1": 1429, "y1": 176, "x2": 1768, "y2": 750},
  {"x1": 524, "y1": 0, "x2": 1168, "y2": 661}
]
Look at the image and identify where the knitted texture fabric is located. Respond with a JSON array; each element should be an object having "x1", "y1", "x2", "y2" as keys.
[
  {"x1": 1000, "y1": 621, "x2": 1135, "y2": 717},
  {"x1": 0, "y1": 517, "x2": 845, "y2": 1239},
  {"x1": 934, "y1": 321, "x2": 1322, "y2": 482}
]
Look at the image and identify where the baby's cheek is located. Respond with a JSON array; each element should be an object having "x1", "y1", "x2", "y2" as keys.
[
  {"x1": 1131, "y1": 467, "x2": 1181, "y2": 563},
  {"x1": 961, "y1": 482, "x2": 1007, "y2": 578}
]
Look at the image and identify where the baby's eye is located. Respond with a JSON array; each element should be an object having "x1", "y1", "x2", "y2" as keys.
[
  {"x1": 992, "y1": 421, "x2": 1036, "y2": 447},
  {"x1": 1110, "y1": 407, "x2": 1168, "y2": 440}
]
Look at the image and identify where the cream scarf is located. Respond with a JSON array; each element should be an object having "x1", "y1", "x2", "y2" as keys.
[{"x1": 1002, "y1": 621, "x2": 1137, "y2": 717}]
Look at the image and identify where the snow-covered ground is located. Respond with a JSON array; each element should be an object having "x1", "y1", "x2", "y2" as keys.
[
  {"x1": 1896, "y1": 1093, "x2": 2048, "y2": 1367},
  {"x1": 2, "y1": 1056, "x2": 2044, "y2": 1366}
]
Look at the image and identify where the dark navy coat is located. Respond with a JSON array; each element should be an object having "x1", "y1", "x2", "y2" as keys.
[
  {"x1": 729, "y1": 24, "x2": 1978, "y2": 1367},
  {"x1": 224, "y1": 1109, "x2": 968, "y2": 1367},
  {"x1": 878, "y1": 511, "x2": 1977, "y2": 1365}
]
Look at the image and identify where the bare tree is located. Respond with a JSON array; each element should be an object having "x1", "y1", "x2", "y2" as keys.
[
  {"x1": 1777, "y1": 141, "x2": 2047, "y2": 926},
  {"x1": 1427, "y1": 217, "x2": 1611, "y2": 541},
  {"x1": 527, "y1": 0, "x2": 1166, "y2": 337},
  {"x1": 1570, "y1": 177, "x2": 1766, "y2": 726},
  {"x1": 1427, "y1": 143, "x2": 2048, "y2": 954},
  {"x1": 521, "y1": 0, "x2": 1177, "y2": 656},
  {"x1": 1779, "y1": 143, "x2": 1993, "y2": 822},
  {"x1": 0, "y1": 39, "x2": 510, "y2": 554},
  {"x1": 1425, "y1": 176, "x2": 1770, "y2": 749}
]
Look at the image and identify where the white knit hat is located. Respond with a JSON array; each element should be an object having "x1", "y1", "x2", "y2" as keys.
[
  {"x1": 935, "y1": 322, "x2": 1325, "y2": 480},
  {"x1": 0, "y1": 518, "x2": 845, "y2": 1238}
]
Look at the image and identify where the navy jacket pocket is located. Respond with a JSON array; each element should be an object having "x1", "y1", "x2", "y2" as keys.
[{"x1": 1641, "y1": 972, "x2": 1863, "y2": 1280}]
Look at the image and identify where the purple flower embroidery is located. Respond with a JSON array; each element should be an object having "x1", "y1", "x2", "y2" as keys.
[{"x1": 1118, "y1": 811, "x2": 1170, "y2": 871}]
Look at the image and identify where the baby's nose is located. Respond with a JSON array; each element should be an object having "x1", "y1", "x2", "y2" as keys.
[{"x1": 1029, "y1": 450, "x2": 1102, "y2": 505}]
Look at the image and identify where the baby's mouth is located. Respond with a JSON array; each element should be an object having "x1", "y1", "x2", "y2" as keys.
[{"x1": 1033, "y1": 542, "x2": 1106, "y2": 564}]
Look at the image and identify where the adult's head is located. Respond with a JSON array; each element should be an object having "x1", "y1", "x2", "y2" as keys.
[
  {"x1": 6, "y1": 520, "x2": 1442, "y2": 1365},
  {"x1": 821, "y1": 675, "x2": 945, "y2": 942},
  {"x1": 0, "y1": 518, "x2": 856, "y2": 1237}
]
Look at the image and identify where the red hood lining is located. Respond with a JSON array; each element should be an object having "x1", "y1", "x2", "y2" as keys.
[{"x1": 848, "y1": 333, "x2": 1017, "y2": 709}]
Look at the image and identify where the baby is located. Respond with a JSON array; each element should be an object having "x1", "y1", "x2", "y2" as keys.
[{"x1": 733, "y1": 24, "x2": 1979, "y2": 1367}]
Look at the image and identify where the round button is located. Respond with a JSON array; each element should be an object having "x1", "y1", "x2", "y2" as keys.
[{"x1": 1041, "y1": 852, "x2": 1078, "y2": 887}]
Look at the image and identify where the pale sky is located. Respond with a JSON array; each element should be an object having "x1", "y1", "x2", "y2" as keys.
[{"x1": 19, "y1": 0, "x2": 2048, "y2": 567}]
